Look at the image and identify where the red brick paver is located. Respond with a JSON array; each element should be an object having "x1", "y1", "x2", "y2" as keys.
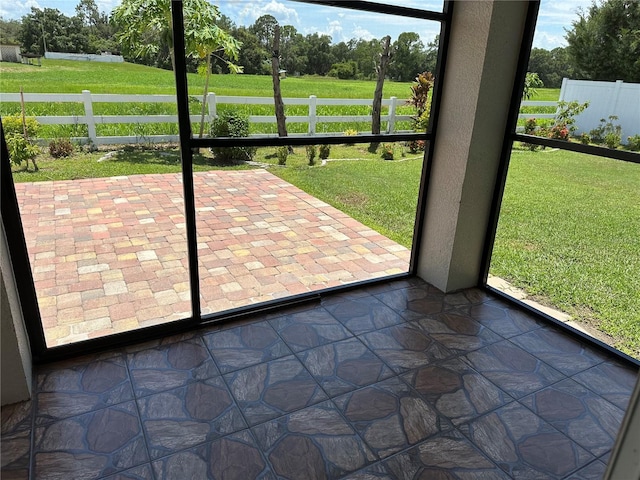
[{"x1": 15, "y1": 169, "x2": 410, "y2": 346}]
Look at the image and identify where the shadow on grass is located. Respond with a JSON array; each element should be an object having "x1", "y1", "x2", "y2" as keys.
[{"x1": 109, "y1": 149, "x2": 251, "y2": 168}]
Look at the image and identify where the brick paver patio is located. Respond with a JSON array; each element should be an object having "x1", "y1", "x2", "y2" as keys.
[{"x1": 16, "y1": 169, "x2": 410, "y2": 346}]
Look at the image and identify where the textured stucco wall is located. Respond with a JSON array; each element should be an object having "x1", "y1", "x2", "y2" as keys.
[{"x1": 417, "y1": 1, "x2": 528, "y2": 292}]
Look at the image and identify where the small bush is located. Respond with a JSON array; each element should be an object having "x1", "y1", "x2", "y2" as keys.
[
  {"x1": 49, "y1": 138, "x2": 75, "y2": 158},
  {"x1": 381, "y1": 143, "x2": 394, "y2": 160},
  {"x1": 305, "y1": 145, "x2": 317, "y2": 166},
  {"x1": 626, "y1": 135, "x2": 640, "y2": 151},
  {"x1": 2, "y1": 115, "x2": 39, "y2": 138},
  {"x1": 579, "y1": 133, "x2": 591, "y2": 145},
  {"x1": 210, "y1": 108, "x2": 257, "y2": 162},
  {"x1": 318, "y1": 144, "x2": 330, "y2": 160},
  {"x1": 2, "y1": 115, "x2": 40, "y2": 169},
  {"x1": 276, "y1": 146, "x2": 288, "y2": 165},
  {"x1": 6, "y1": 134, "x2": 40, "y2": 167},
  {"x1": 590, "y1": 116, "x2": 621, "y2": 148},
  {"x1": 522, "y1": 117, "x2": 539, "y2": 151},
  {"x1": 548, "y1": 124, "x2": 569, "y2": 141},
  {"x1": 407, "y1": 140, "x2": 425, "y2": 153}
]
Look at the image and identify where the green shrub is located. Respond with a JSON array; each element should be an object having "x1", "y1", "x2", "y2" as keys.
[
  {"x1": 49, "y1": 138, "x2": 75, "y2": 158},
  {"x1": 6, "y1": 134, "x2": 40, "y2": 167},
  {"x1": 2, "y1": 115, "x2": 40, "y2": 169},
  {"x1": 552, "y1": 100, "x2": 589, "y2": 139},
  {"x1": 276, "y1": 146, "x2": 288, "y2": 165},
  {"x1": 210, "y1": 108, "x2": 256, "y2": 161},
  {"x1": 305, "y1": 145, "x2": 317, "y2": 166},
  {"x1": 2, "y1": 115, "x2": 39, "y2": 138},
  {"x1": 626, "y1": 134, "x2": 640, "y2": 151},
  {"x1": 590, "y1": 116, "x2": 621, "y2": 148},
  {"x1": 381, "y1": 143, "x2": 394, "y2": 160},
  {"x1": 407, "y1": 140, "x2": 425, "y2": 153},
  {"x1": 318, "y1": 144, "x2": 330, "y2": 160},
  {"x1": 579, "y1": 133, "x2": 591, "y2": 145}
]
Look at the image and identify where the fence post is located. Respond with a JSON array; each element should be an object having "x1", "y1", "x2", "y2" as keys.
[
  {"x1": 609, "y1": 80, "x2": 624, "y2": 119},
  {"x1": 387, "y1": 97, "x2": 397, "y2": 133},
  {"x1": 308, "y1": 95, "x2": 317, "y2": 135},
  {"x1": 82, "y1": 90, "x2": 97, "y2": 144},
  {"x1": 207, "y1": 92, "x2": 216, "y2": 123}
]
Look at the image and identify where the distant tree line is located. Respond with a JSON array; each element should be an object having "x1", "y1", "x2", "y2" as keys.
[
  {"x1": 0, "y1": 1, "x2": 438, "y2": 82},
  {"x1": 0, "y1": 0, "x2": 638, "y2": 85}
]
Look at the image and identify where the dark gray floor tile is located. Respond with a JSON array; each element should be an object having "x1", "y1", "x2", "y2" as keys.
[
  {"x1": 510, "y1": 327, "x2": 608, "y2": 376},
  {"x1": 1, "y1": 400, "x2": 33, "y2": 435},
  {"x1": 202, "y1": 321, "x2": 291, "y2": 373},
  {"x1": 402, "y1": 356, "x2": 512, "y2": 425},
  {"x1": 127, "y1": 337, "x2": 219, "y2": 396},
  {"x1": 151, "y1": 430, "x2": 275, "y2": 480},
  {"x1": 102, "y1": 463, "x2": 154, "y2": 480},
  {"x1": 333, "y1": 377, "x2": 451, "y2": 459},
  {"x1": 137, "y1": 377, "x2": 247, "y2": 459},
  {"x1": 381, "y1": 430, "x2": 509, "y2": 479},
  {"x1": 521, "y1": 378, "x2": 625, "y2": 456},
  {"x1": 411, "y1": 311, "x2": 503, "y2": 354},
  {"x1": 457, "y1": 299, "x2": 544, "y2": 338},
  {"x1": 460, "y1": 402, "x2": 594, "y2": 478},
  {"x1": 463, "y1": 340, "x2": 566, "y2": 398},
  {"x1": 360, "y1": 323, "x2": 453, "y2": 373},
  {"x1": 373, "y1": 286, "x2": 449, "y2": 320},
  {"x1": 297, "y1": 337, "x2": 394, "y2": 397},
  {"x1": 225, "y1": 355, "x2": 327, "y2": 426},
  {"x1": 252, "y1": 401, "x2": 376, "y2": 478},
  {"x1": 33, "y1": 401, "x2": 148, "y2": 480},
  {"x1": 564, "y1": 459, "x2": 607, "y2": 480},
  {"x1": 35, "y1": 353, "x2": 134, "y2": 425},
  {"x1": 0, "y1": 429, "x2": 31, "y2": 480},
  {"x1": 572, "y1": 361, "x2": 639, "y2": 410},
  {"x1": 268, "y1": 307, "x2": 352, "y2": 352},
  {"x1": 324, "y1": 295, "x2": 405, "y2": 335}
]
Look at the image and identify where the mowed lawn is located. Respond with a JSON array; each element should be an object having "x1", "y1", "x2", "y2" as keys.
[{"x1": 491, "y1": 148, "x2": 640, "y2": 357}]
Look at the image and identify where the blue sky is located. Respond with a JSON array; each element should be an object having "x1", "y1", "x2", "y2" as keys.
[{"x1": 1, "y1": 0, "x2": 593, "y2": 50}]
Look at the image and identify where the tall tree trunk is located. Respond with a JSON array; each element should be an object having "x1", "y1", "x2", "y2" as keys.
[
  {"x1": 370, "y1": 35, "x2": 391, "y2": 152},
  {"x1": 271, "y1": 24, "x2": 290, "y2": 150}
]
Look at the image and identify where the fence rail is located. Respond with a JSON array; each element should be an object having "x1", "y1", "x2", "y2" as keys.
[
  {"x1": 0, "y1": 91, "x2": 416, "y2": 145},
  {"x1": 0, "y1": 90, "x2": 558, "y2": 145}
]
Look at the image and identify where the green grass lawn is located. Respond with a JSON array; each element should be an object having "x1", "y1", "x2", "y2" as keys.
[
  {"x1": 491, "y1": 147, "x2": 640, "y2": 357},
  {"x1": 0, "y1": 59, "x2": 413, "y2": 98}
]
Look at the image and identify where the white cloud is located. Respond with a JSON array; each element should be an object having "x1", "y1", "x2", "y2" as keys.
[
  {"x1": 236, "y1": 0, "x2": 299, "y2": 27},
  {"x1": 1, "y1": 0, "x2": 42, "y2": 19}
]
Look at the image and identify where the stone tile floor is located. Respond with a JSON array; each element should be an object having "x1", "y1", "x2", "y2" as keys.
[
  {"x1": 2, "y1": 277, "x2": 638, "y2": 479},
  {"x1": 15, "y1": 170, "x2": 409, "y2": 346}
]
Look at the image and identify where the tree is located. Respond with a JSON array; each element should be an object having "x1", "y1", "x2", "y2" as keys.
[
  {"x1": 20, "y1": 7, "x2": 89, "y2": 54},
  {"x1": 565, "y1": 0, "x2": 640, "y2": 82},
  {"x1": 249, "y1": 14, "x2": 278, "y2": 51},
  {"x1": 528, "y1": 47, "x2": 576, "y2": 88},
  {"x1": 389, "y1": 32, "x2": 425, "y2": 82},
  {"x1": 233, "y1": 27, "x2": 269, "y2": 74},
  {"x1": 303, "y1": 33, "x2": 334, "y2": 76},
  {"x1": 0, "y1": 17, "x2": 21, "y2": 44},
  {"x1": 111, "y1": 0, "x2": 241, "y2": 136}
]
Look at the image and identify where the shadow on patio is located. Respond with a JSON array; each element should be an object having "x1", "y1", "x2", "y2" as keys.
[{"x1": 15, "y1": 168, "x2": 410, "y2": 346}]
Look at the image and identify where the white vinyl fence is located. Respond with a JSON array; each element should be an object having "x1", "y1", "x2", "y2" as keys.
[
  {"x1": 0, "y1": 91, "x2": 413, "y2": 145},
  {"x1": 558, "y1": 79, "x2": 640, "y2": 141}
]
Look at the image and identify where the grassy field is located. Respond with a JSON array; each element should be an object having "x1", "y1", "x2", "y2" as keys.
[
  {"x1": 0, "y1": 59, "x2": 425, "y2": 137},
  {"x1": 491, "y1": 147, "x2": 640, "y2": 357}
]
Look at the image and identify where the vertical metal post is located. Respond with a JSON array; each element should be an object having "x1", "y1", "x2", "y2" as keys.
[{"x1": 171, "y1": 0, "x2": 201, "y2": 320}]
